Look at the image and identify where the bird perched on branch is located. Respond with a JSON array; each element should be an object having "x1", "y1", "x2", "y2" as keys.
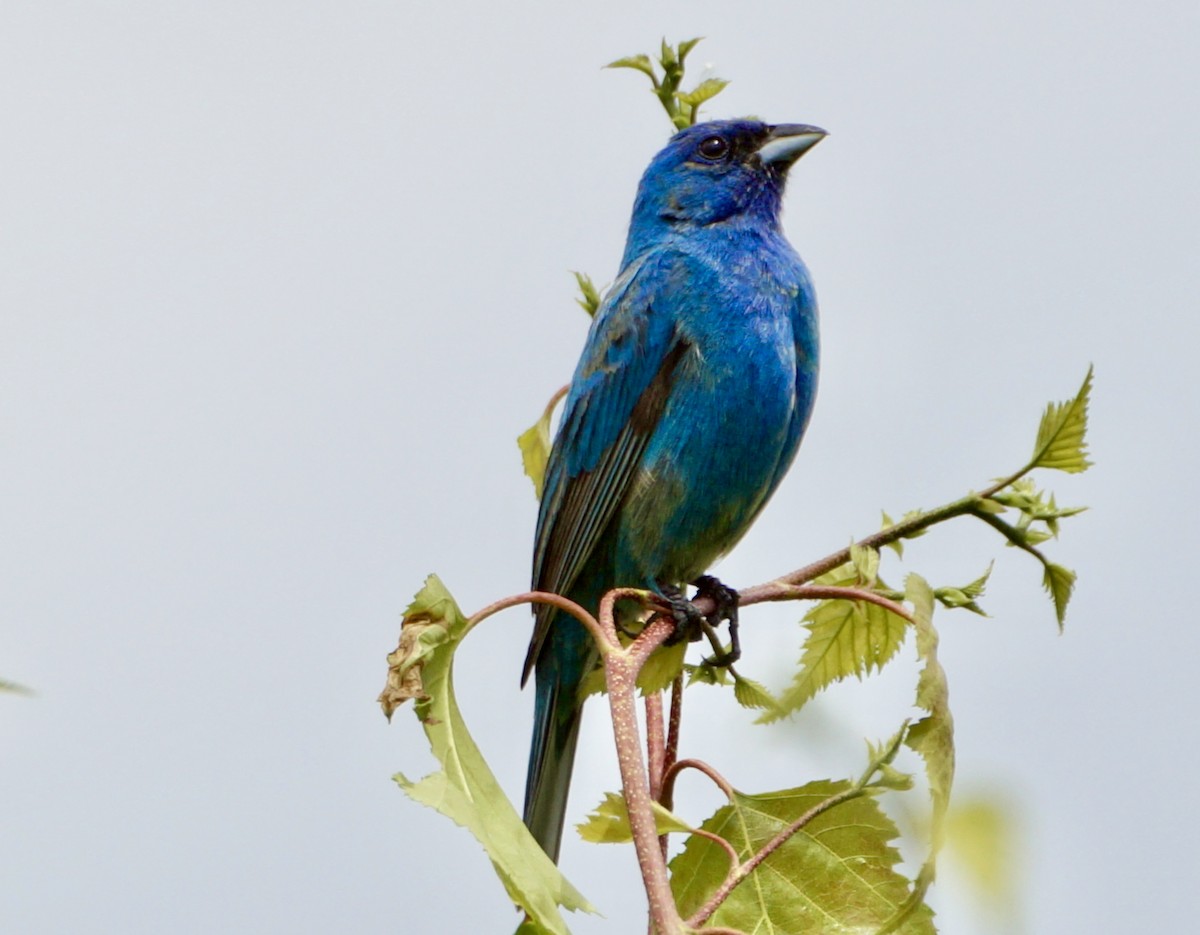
[{"x1": 523, "y1": 119, "x2": 826, "y2": 861}]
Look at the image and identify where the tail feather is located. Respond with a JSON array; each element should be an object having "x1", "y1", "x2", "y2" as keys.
[{"x1": 524, "y1": 670, "x2": 584, "y2": 863}]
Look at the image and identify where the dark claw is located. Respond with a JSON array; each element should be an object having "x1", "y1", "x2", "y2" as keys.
[
  {"x1": 659, "y1": 584, "x2": 705, "y2": 645},
  {"x1": 692, "y1": 574, "x2": 741, "y2": 667}
]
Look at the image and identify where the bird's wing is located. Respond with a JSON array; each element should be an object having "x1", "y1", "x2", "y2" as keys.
[{"x1": 522, "y1": 252, "x2": 692, "y2": 683}]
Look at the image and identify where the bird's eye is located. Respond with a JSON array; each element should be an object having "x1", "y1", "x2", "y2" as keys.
[{"x1": 697, "y1": 136, "x2": 729, "y2": 160}]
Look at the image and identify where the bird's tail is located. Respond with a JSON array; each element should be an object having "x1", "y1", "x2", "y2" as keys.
[{"x1": 523, "y1": 653, "x2": 585, "y2": 863}]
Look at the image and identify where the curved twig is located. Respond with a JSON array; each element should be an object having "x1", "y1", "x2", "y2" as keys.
[
  {"x1": 661, "y1": 758, "x2": 736, "y2": 804},
  {"x1": 466, "y1": 589, "x2": 604, "y2": 643}
]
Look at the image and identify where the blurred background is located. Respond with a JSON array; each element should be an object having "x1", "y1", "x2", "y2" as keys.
[{"x1": 2, "y1": 2, "x2": 1196, "y2": 932}]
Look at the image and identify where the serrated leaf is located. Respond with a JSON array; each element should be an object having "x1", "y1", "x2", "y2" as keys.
[
  {"x1": 882, "y1": 575, "x2": 954, "y2": 933},
  {"x1": 1042, "y1": 561, "x2": 1076, "y2": 628},
  {"x1": 637, "y1": 640, "x2": 687, "y2": 695},
  {"x1": 670, "y1": 781, "x2": 935, "y2": 934},
  {"x1": 1030, "y1": 365, "x2": 1093, "y2": 473},
  {"x1": 604, "y1": 53, "x2": 656, "y2": 78},
  {"x1": 732, "y1": 673, "x2": 781, "y2": 715},
  {"x1": 676, "y1": 77, "x2": 729, "y2": 107},
  {"x1": 761, "y1": 596, "x2": 908, "y2": 723},
  {"x1": 382, "y1": 577, "x2": 594, "y2": 932},
  {"x1": 577, "y1": 792, "x2": 693, "y2": 844},
  {"x1": 685, "y1": 663, "x2": 729, "y2": 686}
]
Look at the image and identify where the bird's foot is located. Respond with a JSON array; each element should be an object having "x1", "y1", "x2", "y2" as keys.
[
  {"x1": 659, "y1": 584, "x2": 706, "y2": 645},
  {"x1": 692, "y1": 574, "x2": 740, "y2": 668}
]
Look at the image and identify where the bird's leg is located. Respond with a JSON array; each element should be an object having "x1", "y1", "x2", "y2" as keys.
[
  {"x1": 692, "y1": 574, "x2": 740, "y2": 667},
  {"x1": 658, "y1": 584, "x2": 706, "y2": 645}
]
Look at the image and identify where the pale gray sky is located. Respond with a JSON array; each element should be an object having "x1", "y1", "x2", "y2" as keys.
[{"x1": 2, "y1": 2, "x2": 1197, "y2": 933}]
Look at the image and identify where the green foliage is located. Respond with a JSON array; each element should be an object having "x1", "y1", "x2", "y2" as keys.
[
  {"x1": 571, "y1": 271, "x2": 601, "y2": 317},
  {"x1": 380, "y1": 577, "x2": 595, "y2": 934},
  {"x1": 393, "y1": 39, "x2": 1094, "y2": 932},
  {"x1": 1029, "y1": 364, "x2": 1093, "y2": 473},
  {"x1": 607, "y1": 37, "x2": 728, "y2": 130},
  {"x1": 0, "y1": 678, "x2": 32, "y2": 695},
  {"x1": 577, "y1": 792, "x2": 693, "y2": 844},
  {"x1": 885, "y1": 576, "x2": 955, "y2": 933},
  {"x1": 519, "y1": 386, "x2": 567, "y2": 501},
  {"x1": 761, "y1": 555, "x2": 910, "y2": 723},
  {"x1": 670, "y1": 780, "x2": 935, "y2": 934},
  {"x1": 933, "y1": 563, "x2": 992, "y2": 616}
]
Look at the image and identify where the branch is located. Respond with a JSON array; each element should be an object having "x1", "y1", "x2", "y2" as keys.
[{"x1": 598, "y1": 606, "x2": 685, "y2": 934}]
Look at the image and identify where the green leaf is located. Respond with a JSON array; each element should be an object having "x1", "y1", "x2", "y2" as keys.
[
  {"x1": 637, "y1": 640, "x2": 687, "y2": 695},
  {"x1": 518, "y1": 387, "x2": 566, "y2": 500},
  {"x1": 1029, "y1": 365, "x2": 1093, "y2": 473},
  {"x1": 685, "y1": 662, "x2": 730, "y2": 686},
  {"x1": 732, "y1": 673, "x2": 782, "y2": 715},
  {"x1": 577, "y1": 791, "x2": 693, "y2": 843},
  {"x1": 882, "y1": 575, "x2": 955, "y2": 933},
  {"x1": 934, "y1": 562, "x2": 992, "y2": 615},
  {"x1": 879, "y1": 508, "x2": 929, "y2": 558},
  {"x1": 676, "y1": 77, "x2": 729, "y2": 107},
  {"x1": 762, "y1": 595, "x2": 909, "y2": 722},
  {"x1": 1042, "y1": 561, "x2": 1076, "y2": 628},
  {"x1": 604, "y1": 53, "x2": 656, "y2": 78},
  {"x1": 0, "y1": 677, "x2": 32, "y2": 695},
  {"x1": 880, "y1": 510, "x2": 904, "y2": 557},
  {"x1": 850, "y1": 542, "x2": 880, "y2": 586},
  {"x1": 670, "y1": 781, "x2": 935, "y2": 934},
  {"x1": 676, "y1": 36, "x2": 703, "y2": 62},
  {"x1": 382, "y1": 577, "x2": 595, "y2": 932},
  {"x1": 865, "y1": 727, "x2": 916, "y2": 792},
  {"x1": 571, "y1": 270, "x2": 601, "y2": 317}
]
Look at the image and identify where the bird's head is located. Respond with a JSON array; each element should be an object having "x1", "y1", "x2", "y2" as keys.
[{"x1": 625, "y1": 119, "x2": 825, "y2": 258}]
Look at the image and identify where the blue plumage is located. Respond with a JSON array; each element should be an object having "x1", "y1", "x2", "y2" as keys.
[{"x1": 523, "y1": 119, "x2": 826, "y2": 861}]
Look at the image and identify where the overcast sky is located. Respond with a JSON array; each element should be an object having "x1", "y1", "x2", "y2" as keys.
[{"x1": 2, "y1": 2, "x2": 1197, "y2": 933}]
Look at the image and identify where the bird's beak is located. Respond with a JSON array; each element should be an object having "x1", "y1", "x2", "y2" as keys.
[{"x1": 756, "y1": 124, "x2": 827, "y2": 166}]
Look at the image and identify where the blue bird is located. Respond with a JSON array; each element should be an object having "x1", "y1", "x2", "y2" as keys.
[{"x1": 522, "y1": 119, "x2": 826, "y2": 861}]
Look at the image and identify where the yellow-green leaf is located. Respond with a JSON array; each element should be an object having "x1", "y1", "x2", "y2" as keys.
[
  {"x1": 670, "y1": 781, "x2": 934, "y2": 934},
  {"x1": 382, "y1": 577, "x2": 595, "y2": 932},
  {"x1": 1042, "y1": 561, "x2": 1076, "y2": 629},
  {"x1": 604, "y1": 53, "x2": 655, "y2": 78},
  {"x1": 761, "y1": 595, "x2": 908, "y2": 723},
  {"x1": 571, "y1": 270, "x2": 601, "y2": 317},
  {"x1": 850, "y1": 542, "x2": 880, "y2": 585},
  {"x1": 882, "y1": 575, "x2": 955, "y2": 933},
  {"x1": 1030, "y1": 365, "x2": 1093, "y2": 473},
  {"x1": 676, "y1": 37, "x2": 704, "y2": 62},
  {"x1": 577, "y1": 791, "x2": 693, "y2": 844},
  {"x1": 676, "y1": 77, "x2": 729, "y2": 107},
  {"x1": 518, "y1": 387, "x2": 566, "y2": 500},
  {"x1": 637, "y1": 640, "x2": 687, "y2": 695},
  {"x1": 732, "y1": 673, "x2": 781, "y2": 715}
]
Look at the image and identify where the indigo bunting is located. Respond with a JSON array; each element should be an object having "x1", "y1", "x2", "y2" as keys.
[{"x1": 523, "y1": 119, "x2": 825, "y2": 861}]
